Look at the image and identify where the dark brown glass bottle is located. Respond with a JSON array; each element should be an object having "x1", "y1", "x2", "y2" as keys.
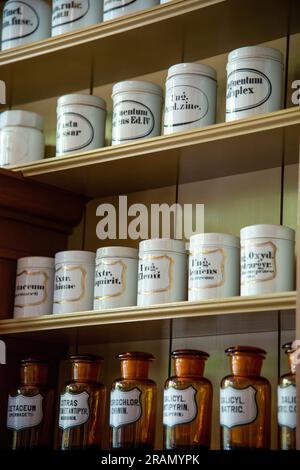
[
  {"x1": 7, "y1": 358, "x2": 54, "y2": 450},
  {"x1": 220, "y1": 346, "x2": 271, "y2": 450},
  {"x1": 278, "y1": 342, "x2": 296, "y2": 450},
  {"x1": 58, "y1": 354, "x2": 106, "y2": 450},
  {"x1": 164, "y1": 349, "x2": 212, "y2": 450},
  {"x1": 110, "y1": 352, "x2": 156, "y2": 449}
]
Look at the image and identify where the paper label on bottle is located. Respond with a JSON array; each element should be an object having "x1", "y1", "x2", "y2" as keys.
[
  {"x1": 54, "y1": 265, "x2": 87, "y2": 305},
  {"x1": 164, "y1": 85, "x2": 209, "y2": 129},
  {"x1": 189, "y1": 249, "x2": 226, "y2": 290},
  {"x1": 94, "y1": 260, "x2": 127, "y2": 301},
  {"x1": 241, "y1": 241, "x2": 277, "y2": 285},
  {"x1": 226, "y1": 68, "x2": 272, "y2": 114},
  {"x1": 52, "y1": 0, "x2": 90, "y2": 27},
  {"x1": 163, "y1": 386, "x2": 197, "y2": 427},
  {"x1": 278, "y1": 384, "x2": 297, "y2": 429},
  {"x1": 220, "y1": 386, "x2": 258, "y2": 428},
  {"x1": 57, "y1": 112, "x2": 94, "y2": 154},
  {"x1": 110, "y1": 388, "x2": 142, "y2": 428},
  {"x1": 2, "y1": 1, "x2": 39, "y2": 43},
  {"x1": 104, "y1": 0, "x2": 137, "y2": 14},
  {"x1": 138, "y1": 255, "x2": 173, "y2": 295},
  {"x1": 14, "y1": 270, "x2": 49, "y2": 308},
  {"x1": 7, "y1": 394, "x2": 43, "y2": 431},
  {"x1": 59, "y1": 391, "x2": 90, "y2": 430},
  {"x1": 112, "y1": 100, "x2": 155, "y2": 142}
]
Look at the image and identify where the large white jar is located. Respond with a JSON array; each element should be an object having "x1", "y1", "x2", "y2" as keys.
[
  {"x1": 137, "y1": 238, "x2": 187, "y2": 306},
  {"x1": 112, "y1": 80, "x2": 163, "y2": 145},
  {"x1": 1, "y1": 0, "x2": 51, "y2": 50},
  {"x1": 0, "y1": 110, "x2": 45, "y2": 167},
  {"x1": 188, "y1": 233, "x2": 240, "y2": 301},
  {"x1": 56, "y1": 94, "x2": 107, "y2": 156},
  {"x1": 52, "y1": 0, "x2": 103, "y2": 36},
  {"x1": 226, "y1": 46, "x2": 283, "y2": 122},
  {"x1": 13, "y1": 257, "x2": 54, "y2": 318},
  {"x1": 53, "y1": 251, "x2": 95, "y2": 314},
  {"x1": 240, "y1": 224, "x2": 295, "y2": 296},
  {"x1": 164, "y1": 63, "x2": 217, "y2": 134},
  {"x1": 94, "y1": 246, "x2": 138, "y2": 310},
  {"x1": 104, "y1": 0, "x2": 159, "y2": 22}
]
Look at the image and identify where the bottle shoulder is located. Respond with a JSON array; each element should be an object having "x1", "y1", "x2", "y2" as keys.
[
  {"x1": 279, "y1": 374, "x2": 296, "y2": 387},
  {"x1": 111, "y1": 378, "x2": 156, "y2": 390},
  {"x1": 221, "y1": 375, "x2": 270, "y2": 388},
  {"x1": 62, "y1": 381, "x2": 105, "y2": 393},
  {"x1": 9, "y1": 385, "x2": 49, "y2": 396},
  {"x1": 165, "y1": 376, "x2": 212, "y2": 388}
]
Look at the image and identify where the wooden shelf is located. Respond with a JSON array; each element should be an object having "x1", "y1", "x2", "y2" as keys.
[{"x1": 11, "y1": 108, "x2": 300, "y2": 197}]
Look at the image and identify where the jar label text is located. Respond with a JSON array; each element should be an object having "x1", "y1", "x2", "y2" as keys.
[
  {"x1": 278, "y1": 384, "x2": 297, "y2": 429},
  {"x1": 110, "y1": 388, "x2": 142, "y2": 428},
  {"x1": 57, "y1": 112, "x2": 94, "y2": 154},
  {"x1": 54, "y1": 265, "x2": 87, "y2": 304},
  {"x1": 14, "y1": 270, "x2": 49, "y2": 309},
  {"x1": 104, "y1": 0, "x2": 137, "y2": 14},
  {"x1": 241, "y1": 241, "x2": 277, "y2": 285},
  {"x1": 189, "y1": 248, "x2": 225, "y2": 290},
  {"x1": 94, "y1": 260, "x2": 127, "y2": 300},
  {"x1": 163, "y1": 386, "x2": 197, "y2": 427},
  {"x1": 220, "y1": 386, "x2": 258, "y2": 428},
  {"x1": 164, "y1": 85, "x2": 209, "y2": 128},
  {"x1": 2, "y1": 1, "x2": 39, "y2": 43},
  {"x1": 112, "y1": 100, "x2": 155, "y2": 142},
  {"x1": 59, "y1": 391, "x2": 90, "y2": 430},
  {"x1": 52, "y1": 0, "x2": 90, "y2": 27},
  {"x1": 138, "y1": 255, "x2": 173, "y2": 295},
  {"x1": 7, "y1": 394, "x2": 43, "y2": 431}
]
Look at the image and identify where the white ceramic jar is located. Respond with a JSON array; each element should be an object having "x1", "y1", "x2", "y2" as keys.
[
  {"x1": 240, "y1": 224, "x2": 295, "y2": 296},
  {"x1": 164, "y1": 63, "x2": 217, "y2": 134},
  {"x1": 226, "y1": 46, "x2": 283, "y2": 121},
  {"x1": 137, "y1": 238, "x2": 187, "y2": 306},
  {"x1": 13, "y1": 257, "x2": 54, "y2": 318},
  {"x1": 112, "y1": 80, "x2": 163, "y2": 145},
  {"x1": 0, "y1": 110, "x2": 45, "y2": 167},
  {"x1": 188, "y1": 233, "x2": 240, "y2": 301},
  {"x1": 1, "y1": 0, "x2": 51, "y2": 50},
  {"x1": 104, "y1": 0, "x2": 159, "y2": 21},
  {"x1": 52, "y1": 0, "x2": 102, "y2": 36},
  {"x1": 56, "y1": 94, "x2": 107, "y2": 156},
  {"x1": 94, "y1": 246, "x2": 138, "y2": 310},
  {"x1": 53, "y1": 251, "x2": 95, "y2": 314}
]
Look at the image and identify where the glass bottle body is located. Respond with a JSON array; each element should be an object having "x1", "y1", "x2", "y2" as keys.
[{"x1": 278, "y1": 343, "x2": 296, "y2": 450}]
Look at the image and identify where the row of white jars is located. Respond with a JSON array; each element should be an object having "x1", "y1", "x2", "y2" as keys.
[{"x1": 13, "y1": 224, "x2": 295, "y2": 319}]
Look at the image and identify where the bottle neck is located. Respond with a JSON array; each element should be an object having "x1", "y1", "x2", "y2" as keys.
[
  {"x1": 230, "y1": 354, "x2": 263, "y2": 376},
  {"x1": 287, "y1": 352, "x2": 296, "y2": 374},
  {"x1": 71, "y1": 361, "x2": 101, "y2": 382},
  {"x1": 121, "y1": 359, "x2": 150, "y2": 380},
  {"x1": 21, "y1": 364, "x2": 48, "y2": 386},
  {"x1": 174, "y1": 357, "x2": 205, "y2": 378}
]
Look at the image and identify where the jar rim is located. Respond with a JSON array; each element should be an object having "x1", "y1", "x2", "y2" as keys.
[
  {"x1": 139, "y1": 238, "x2": 186, "y2": 254},
  {"x1": 20, "y1": 358, "x2": 48, "y2": 365},
  {"x1": 167, "y1": 62, "x2": 217, "y2": 81},
  {"x1": 0, "y1": 110, "x2": 44, "y2": 131},
  {"x1": 240, "y1": 224, "x2": 295, "y2": 241},
  {"x1": 57, "y1": 93, "x2": 107, "y2": 110},
  {"x1": 55, "y1": 250, "x2": 96, "y2": 264},
  {"x1": 228, "y1": 46, "x2": 283, "y2": 64},
  {"x1": 96, "y1": 246, "x2": 138, "y2": 259},
  {"x1": 117, "y1": 351, "x2": 155, "y2": 361},
  {"x1": 225, "y1": 345, "x2": 266, "y2": 357},
  {"x1": 171, "y1": 349, "x2": 209, "y2": 359},
  {"x1": 112, "y1": 80, "x2": 163, "y2": 98},
  {"x1": 190, "y1": 232, "x2": 240, "y2": 249},
  {"x1": 69, "y1": 354, "x2": 104, "y2": 363},
  {"x1": 17, "y1": 256, "x2": 55, "y2": 269}
]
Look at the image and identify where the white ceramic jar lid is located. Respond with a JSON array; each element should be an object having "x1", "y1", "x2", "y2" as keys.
[
  {"x1": 228, "y1": 46, "x2": 283, "y2": 64},
  {"x1": 0, "y1": 110, "x2": 44, "y2": 131},
  {"x1": 112, "y1": 80, "x2": 163, "y2": 98},
  {"x1": 55, "y1": 251, "x2": 96, "y2": 264},
  {"x1": 167, "y1": 62, "x2": 217, "y2": 81},
  {"x1": 190, "y1": 233, "x2": 240, "y2": 249},
  {"x1": 96, "y1": 246, "x2": 138, "y2": 259},
  {"x1": 57, "y1": 93, "x2": 107, "y2": 110},
  {"x1": 139, "y1": 238, "x2": 186, "y2": 254},
  {"x1": 241, "y1": 224, "x2": 295, "y2": 241},
  {"x1": 17, "y1": 257, "x2": 55, "y2": 269}
]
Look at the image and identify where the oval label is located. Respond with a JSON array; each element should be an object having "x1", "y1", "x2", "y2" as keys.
[
  {"x1": 57, "y1": 112, "x2": 94, "y2": 154},
  {"x1": 52, "y1": 0, "x2": 90, "y2": 28},
  {"x1": 226, "y1": 68, "x2": 272, "y2": 113},
  {"x1": 2, "y1": 1, "x2": 40, "y2": 43},
  {"x1": 112, "y1": 100, "x2": 155, "y2": 143},
  {"x1": 104, "y1": 0, "x2": 137, "y2": 15},
  {"x1": 164, "y1": 85, "x2": 209, "y2": 128}
]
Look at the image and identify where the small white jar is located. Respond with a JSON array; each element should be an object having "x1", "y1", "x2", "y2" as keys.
[
  {"x1": 138, "y1": 238, "x2": 187, "y2": 306},
  {"x1": 188, "y1": 233, "x2": 240, "y2": 301},
  {"x1": 164, "y1": 63, "x2": 217, "y2": 134},
  {"x1": 226, "y1": 46, "x2": 283, "y2": 121},
  {"x1": 94, "y1": 246, "x2": 138, "y2": 310},
  {"x1": 112, "y1": 80, "x2": 163, "y2": 145},
  {"x1": 104, "y1": 0, "x2": 159, "y2": 21},
  {"x1": 1, "y1": 0, "x2": 51, "y2": 50},
  {"x1": 52, "y1": 0, "x2": 103, "y2": 37},
  {"x1": 0, "y1": 110, "x2": 45, "y2": 167},
  {"x1": 240, "y1": 224, "x2": 295, "y2": 296},
  {"x1": 13, "y1": 257, "x2": 54, "y2": 318},
  {"x1": 56, "y1": 94, "x2": 107, "y2": 156},
  {"x1": 53, "y1": 251, "x2": 95, "y2": 314}
]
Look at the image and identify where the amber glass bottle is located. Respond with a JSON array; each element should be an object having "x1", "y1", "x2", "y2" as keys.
[
  {"x1": 220, "y1": 346, "x2": 271, "y2": 450},
  {"x1": 278, "y1": 342, "x2": 296, "y2": 450},
  {"x1": 164, "y1": 349, "x2": 212, "y2": 450},
  {"x1": 110, "y1": 352, "x2": 156, "y2": 449},
  {"x1": 58, "y1": 354, "x2": 106, "y2": 450},
  {"x1": 7, "y1": 358, "x2": 54, "y2": 450}
]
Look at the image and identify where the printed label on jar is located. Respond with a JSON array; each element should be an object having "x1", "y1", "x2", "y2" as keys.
[
  {"x1": 163, "y1": 386, "x2": 197, "y2": 427},
  {"x1": 94, "y1": 260, "x2": 127, "y2": 301},
  {"x1": 164, "y1": 85, "x2": 209, "y2": 128},
  {"x1": 52, "y1": 0, "x2": 90, "y2": 27},
  {"x1": 110, "y1": 388, "x2": 142, "y2": 428},
  {"x1": 104, "y1": 0, "x2": 137, "y2": 14},
  {"x1": 112, "y1": 100, "x2": 155, "y2": 142},
  {"x1": 220, "y1": 386, "x2": 258, "y2": 428},
  {"x1": 278, "y1": 384, "x2": 297, "y2": 429},
  {"x1": 7, "y1": 394, "x2": 43, "y2": 431},
  {"x1": 2, "y1": 1, "x2": 40, "y2": 43},
  {"x1": 241, "y1": 241, "x2": 277, "y2": 285},
  {"x1": 189, "y1": 249, "x2": 225, "y2": 290},
  {"x1": 57, "y1": 112, "x2": 94, "y2": 154},
  {"x1": 14, "y1": 270, "x2": 49, "y2": 309},
  {"x1": 226, "y1": 68, "x2": 272, "y2": 113},
  {"x1": 54, "y1": 265, "x2": 87, "y2": 305},
  {"x1": 59, "y1": 391, "x2": 90, "y2": 430},
  {"x1": 138, "y1": 255, "x2": 173, "y2": 295}
]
